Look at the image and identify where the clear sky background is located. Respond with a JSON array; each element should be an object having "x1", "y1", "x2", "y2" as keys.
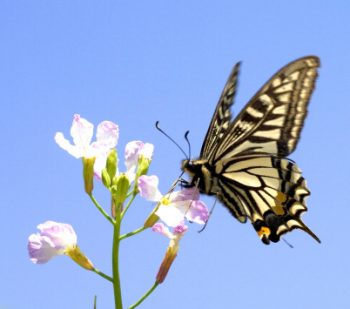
[{"x1": 1, "y1": 1, "x2": 349, "y2": 308}]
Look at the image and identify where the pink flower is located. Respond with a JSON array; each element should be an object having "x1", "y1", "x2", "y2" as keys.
[
  {"x1": 28, "y1": 221, "x2": 77, "y2": 264},
  {"x1": 55, "y1": 114, "x2": 119, "y2": 177},
  {"x1": 124, "y1": 141, "x2": 154, "y2": 181},
  {"x1": 138, "y1": 175, "x2": 209, "y2": 227}
]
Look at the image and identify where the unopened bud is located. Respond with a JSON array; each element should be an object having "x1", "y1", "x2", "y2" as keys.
[
  {"x1": 136, "y1": 155, "x2": 151, "y2": 178},
  {"x1": 101, "y1": 169, "x2": 111, "y2": 188},
  {"x1": 106, "y1": 149, "x2": 118, "y2": 180},
  {"x1": 113, "y1": 174, "x2": 130, "y2": 206}
]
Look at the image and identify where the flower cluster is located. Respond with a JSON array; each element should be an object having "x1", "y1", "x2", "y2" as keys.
[{"x1": 28, "y1": 114, "x2": 209, "y2": 307}]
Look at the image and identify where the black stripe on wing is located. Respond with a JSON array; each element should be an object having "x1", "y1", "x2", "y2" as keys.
[
  {"x1": 200, "y1": 62, "x2": 240, "y2": 159},
  {"x1": 214, "y1": 56, "x2": 320, "y2": 161}
]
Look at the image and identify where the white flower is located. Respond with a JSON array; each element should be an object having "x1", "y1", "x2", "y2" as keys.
[
  {"x1": 55, "y1": 114, "x2": 119, "y2": 177},
  {"x1": 138, "y1": 175, "x2": 209, "y2": 227},
  {"x1": 28, "y1": 221, "x2": 77, "y2": 264}
]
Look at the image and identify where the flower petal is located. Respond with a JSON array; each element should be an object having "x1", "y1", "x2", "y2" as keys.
[
  {"x1": 140, "y1": 143, "x2": 154, "y2": 160},
  {"x1": 125, "y1": 140, "x2": 144, "y2": 170},
  {"x1": 171, "y1": 187, "x2": 200, "y2": 202},
  {"x1": 93, "y1": 152, "x2": 108, "y2": 179},
  {"x1": 173, "y1": 223, "x2": 188, "y2": 235},
  {"x1": 70, "y1": 114, "x2": 94, "y2": 149},
  {"x1": 96, "y1": 121, "x2": 119, "y2": 148},
  {"x1": 28, "y1": 233, "x2": 61, "y2": 264},
  {"x1": 138, "y1": 175, "x2": 162, "y2": 202},
  {"x1": 156, "y1": 204, "x2": 185, "y2": 227},
  {"x1": 54, "y1": 132, "x2": 83, "y2": 158},
  {"x1": 185, "y1": 200, "x2": 209, "y2": 225},
  {"x1": 37, "y1": 221, "x2": 77, "y2": 248},
  {"x1": 152, "y1": 222, "x2": 172, "y2": 238}
]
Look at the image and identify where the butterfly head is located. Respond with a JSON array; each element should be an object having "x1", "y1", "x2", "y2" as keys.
[
  {"x1": 181, "y1": 159, "x2": 206, "y2": 177},
  {"x1": 181, "y1": 159, "x2": 214, "y2": 193}
]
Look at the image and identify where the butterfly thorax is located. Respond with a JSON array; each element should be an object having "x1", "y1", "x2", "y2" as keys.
[{"x1": 181, "y1": 159, "x2": 219, "y2": 195}]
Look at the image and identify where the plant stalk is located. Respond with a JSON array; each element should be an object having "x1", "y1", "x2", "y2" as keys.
[{"x1": 112, "y1": 208, "x2": 123, "y2": 309}]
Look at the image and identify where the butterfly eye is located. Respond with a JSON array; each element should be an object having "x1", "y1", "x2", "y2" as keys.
[
  {"x1": 181, "y1": 159, "x2": 189, "y2": 169},
  {"x1": 182, "y1": 160, "x2": 196, "y2": 174}
]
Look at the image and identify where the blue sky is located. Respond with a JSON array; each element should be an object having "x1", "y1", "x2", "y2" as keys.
[{"x1": 1, "y1": 1, "x2": 349, "y2": 308}]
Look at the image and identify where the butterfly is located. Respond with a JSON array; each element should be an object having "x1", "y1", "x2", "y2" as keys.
[{"x1": 182, "y1": 56, "x2": 321, "y2": 244}]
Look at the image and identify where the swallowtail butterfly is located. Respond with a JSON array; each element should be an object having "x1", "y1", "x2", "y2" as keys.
[{"x1": 182, "y1": 56, "x2": 320, "y2": 244}]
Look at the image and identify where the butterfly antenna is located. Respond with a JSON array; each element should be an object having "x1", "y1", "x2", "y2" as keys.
[
  {"x1": 184, "y1": 131, "x2": 191, "y2": 159},
  {"x1": 155, "y1": 121, "x2": 189, "y2": 160}
]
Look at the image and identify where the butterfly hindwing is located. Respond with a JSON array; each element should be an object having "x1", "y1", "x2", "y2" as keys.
[{"x1": 215, "y1": 155, "x2": 320, "y2": 243}]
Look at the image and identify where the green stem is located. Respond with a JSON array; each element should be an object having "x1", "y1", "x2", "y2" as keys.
[
  {"x1": 112, "y1": 209, "x2": 123, "y2": 309},
  {"x1": 92, "y1": 268, "x2": 114, "y2": 283},
  {"x1": 121, "y1": 193, "x2": 137, "y2": 220},
  {"x1": 120, "y1": 226, "x2": 147, "y2": 241},
  {"x1": 128, "y1": 282, "x2": 159, "y2": 309},
  {"x1": 89, "y1": 194, "x2": 115, "y2": 225}
]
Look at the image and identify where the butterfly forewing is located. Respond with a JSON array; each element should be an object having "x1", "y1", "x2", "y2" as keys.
[
  {"x1": 200, "y1": 62, "x2": 241, "y2": 159},
  {"x1": 213, "y1": 56, "x2": 319, "y2": 162}
]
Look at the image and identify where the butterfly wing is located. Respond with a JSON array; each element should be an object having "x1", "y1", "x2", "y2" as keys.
[
  {"x1": 201, "y1": 56, "x2": 320, "y2": 243},
  {"x1": 213, "y1": 56, "x2": 320, "y2": 162},
  {"x1": 200, "y1": 62, "x2": 241, "y2": 159},
  {"x1": 216, "y1": 154, "x2": 320, "y2": 243}
]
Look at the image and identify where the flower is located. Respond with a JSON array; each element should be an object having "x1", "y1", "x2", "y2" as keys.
[
  {"x1": 125, "y1": 141, "x2": 154, "y2": 181},
  {"x1": 55, "y1": 114, "x2": 119, "y2": 177},
  {"x1": 152, "y1": 222, "x2": 188, "y2": 283},
  {"x1": 138, "y1": 175, "x2": 209, "y2": 227},
  {"x1": 28, "y1": 221, "x2": 78, "y2": 264},
  {"x1": 28, "y1": 221, "x2": 94, "y2": 270}
]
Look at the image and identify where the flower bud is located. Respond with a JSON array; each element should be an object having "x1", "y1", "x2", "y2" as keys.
[
  {"x1": 136, "y1": 155, "x2": 151, "y2": 178},
  {"x1": 101, "y1": 169, "x2": 111, "y2": 188},
  {"x1": 113, "y1": 174, "x2": 130, "y2": 206},
  {"x1": 82, "y1": 157, "x2": 95, "y2": 194},
  {"x1": 106, "y1": 149, "x2": 118, "y2": 180}
]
